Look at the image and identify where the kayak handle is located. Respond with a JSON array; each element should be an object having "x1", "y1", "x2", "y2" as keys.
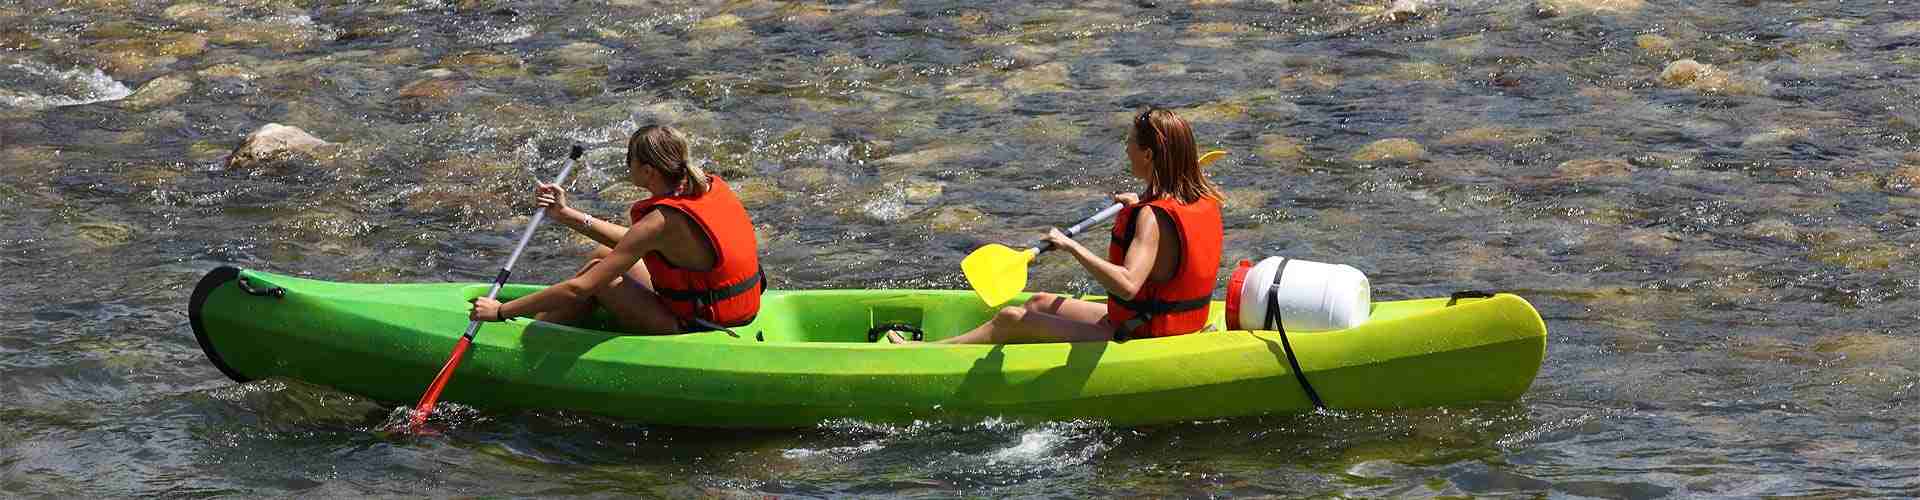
[{"x1": 236, "y1": 277, "x2": 285, "y2": 298}]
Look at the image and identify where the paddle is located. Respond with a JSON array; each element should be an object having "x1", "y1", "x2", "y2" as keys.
[
  {"x1": 407, "y1": 144, "x2": 585, "y2": 434},
  {"x1": 961, "y1": 150, "x2": 1227, "y2": 307}
]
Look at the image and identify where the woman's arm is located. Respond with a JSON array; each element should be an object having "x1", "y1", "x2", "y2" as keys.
[
  {"x1": 472, "y1": 210, "x2": 668, "y2": 321},
  {"x1": 537, "y1": 182, "x2": 628, "y2": 247},
  {"x1": 1050, "y1": 207, "x2": 1163, "y2": 301}
]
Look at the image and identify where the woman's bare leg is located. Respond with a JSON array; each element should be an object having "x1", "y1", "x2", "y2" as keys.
[
  {"x1": 534, "y1": 246, "x2": 614, "y2": 325},
  {"x1": 891, "y1": 293, "x2": 1114, "y2": 345},
  {"x1": 593, "y1": 259, "x2": 682, "y2": 334}
]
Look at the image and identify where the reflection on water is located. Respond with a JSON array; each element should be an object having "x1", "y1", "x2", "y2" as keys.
[{"x1": 2, "y1": 0, "x2": 1917, "y2": 496}]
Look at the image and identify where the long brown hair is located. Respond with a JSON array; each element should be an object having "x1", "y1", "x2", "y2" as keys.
[
  {"x1": 628, "y1": 125, "x2": 709, "y2": 196},
  {"x1": 1131, "y1": 108, "x2": 1223, "y2": 204}
]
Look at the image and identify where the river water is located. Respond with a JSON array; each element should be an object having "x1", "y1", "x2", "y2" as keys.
[{"x1": 3, "y1": 0, "x2": 1917, "y2": 497}]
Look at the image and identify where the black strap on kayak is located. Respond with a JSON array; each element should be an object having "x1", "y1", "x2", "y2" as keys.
[
  {"x1": 1262, "y1": 258, "x2": 1326, "y2": 409},
  {"x1": 1446, "y1": 290, "x2": 1495, "y2": 306},
  {"x1": 867, "y1": 322, "x2": 923, "y2": 343}
]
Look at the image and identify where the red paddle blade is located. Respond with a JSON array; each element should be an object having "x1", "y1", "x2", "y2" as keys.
[{"x1": 407, "y1": 338, "x2": 472, "y2": 434}]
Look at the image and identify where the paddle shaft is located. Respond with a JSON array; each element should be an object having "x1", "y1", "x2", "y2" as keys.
[
  {"x1": 409, "y1": 145, "x2": 584, "y2": 433},
  {"x1": 1029, "y1": 202, "x2": 1126, "y2": 253}
]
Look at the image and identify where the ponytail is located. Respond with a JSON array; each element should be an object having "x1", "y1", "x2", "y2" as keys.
[{"x1": 628, "y1": 125, "x2": 708, "y2": 196}]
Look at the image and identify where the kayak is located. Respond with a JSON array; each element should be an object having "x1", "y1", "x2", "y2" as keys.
[{"x1": 188, "y1": 266, "x2": 1547, "y2": 428}]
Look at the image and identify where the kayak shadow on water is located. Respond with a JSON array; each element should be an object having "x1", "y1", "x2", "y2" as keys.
[{"x1": 953, "y1": 341, "x2": 1107, "y2": 408}]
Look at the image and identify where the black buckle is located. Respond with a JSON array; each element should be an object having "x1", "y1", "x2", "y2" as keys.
[{"x1": 1446, "y1": 291, "x2": 1495, "y2": 306}]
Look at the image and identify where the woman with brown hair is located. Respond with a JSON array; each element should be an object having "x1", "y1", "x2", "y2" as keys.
[
  {"x1": 470, "y1": 125, "x2": 764, "y2": 334},
  {"x1": 895, "y1": 108, "x2": 1225, "y2": 344}
]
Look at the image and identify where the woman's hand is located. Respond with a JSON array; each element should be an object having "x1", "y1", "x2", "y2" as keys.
[
  {"x1": 1042, "y1": 227, "x2": 1077, "y2": 251},
  {"x1": 536, "y1": 182, "x2": 571, "y2": 220},
  {"x1": 1112, "y1": 192, "x2": 1141, "y2": 206},
  {"x1": 470, "y1": 297, "x2": 506, "y2": 322}
]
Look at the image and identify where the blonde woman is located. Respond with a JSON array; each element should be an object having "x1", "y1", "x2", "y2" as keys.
[{"x1": 471, "y1": 125, "x2": 764, "y2": 334}]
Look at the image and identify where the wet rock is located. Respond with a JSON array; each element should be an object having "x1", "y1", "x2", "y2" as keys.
[
  {"x1": 1629, "y1": 152, "x2": 1695, "y2": 169},
  {"x1": 1259, "y1": 134, "x2": 1307, "y2": 161},
  {"x1": 1883, "y1": 20, "x2": 1920, "y2": 39},
  {"x1": 1805, "y1": 227, "x2": 1906, "y2": 271},
  {"x1": 73, "y1": 221, "x2": 135, "y2": 247},
  {"x1": 1220, "y1": 188, "x2": 1270, "y2": 215},
  {"x1": 1383, "y1": 0, "x2": 1425, "y2": 22},
  {"x1": 187, "y1": 141, "x2": 230, "y2": 163},
  {"x1": 1535, "y1": 0, "x2": 1644, "y2": 15},
  {"x1": 91, "y1": 33, "x2": 209, "y2": 77},
  {"x1": 1350, "y1": 138, "x2": 1426, "y2": 163},
  {"x1": 1437, "y1": 127, "x2": 1544, "y2": 147},
  {"x1": 1178, "y1": 101, "x2": 1250, "y2": 123},
  {"x1": 1553, "y1": 158, "x2": 1633, "y2": 181},
  {"x1": 730, "y1": 178, "x2": 785, "y2": 207},
  {"x1": 197, "y1": 63, "x2": 258, "y2": 80},
  {"x1": 161, "y1": 3, "x2": 235, "y2": 25},
  {"x1": 547, "y1": 66, "x2": 608, "y2": 98},
  {"x1": 779, "y1": 167, "x2": 837, "y2": 191},
  {"x1": 1814, "y1": 333, "x2": 1920, "y2": 368},
  {"x1": 120, "y1": 74, "x2": 192, "y2": 110},
  {"x1": 437, "y1": 51, "x2": 525, "y2": 78},
  {"x1": 1623, "y1": 228, "x2": 1680, "y2": 254},
  {"x1": 994, "y1": 44, "x2": 1055, "y2": 69},
  {"x1": 1657, "y1": 59, "x2": 1712, "y2": 86},
  {"x1": 375, "y1": 48, "x2": 425, "y2": 65},
  {"x1": 1003, "y1": 62, "x2": 1070, "y2": 93},
  {"x1": 397, "y1": 78, "x2": 463, "y2": 100},
  {"x1": 1657, "y1": 59, "x2": 1769, "y2": 95},
  {"x1": 1635, "y1": 34, "x2": 1675, "y2": 56},
  {"x1": 1742, "y1": 218, "x2": 1799, "y2": 242},
  {"x1": 0, "y1": 31, "x2": 40, "y2": 50},
  {"x1": 1385, "y1": 62, "x2": 1447, "y2": 82},
  {"x1": 903, "y1": 179, "x2": 944, "y2": 203},
  {"x1": 929, "y1": 205, "x2": 986, "y2": 233},
  {"x1": 1018, "y1": 116, "x2": 1082, "y2": 144},
  {"x1": 1884, "y1": 165, "x2": 1920, "y2": 197},
  {"x1": 1740, "y1": 127, "x2": 1808, "y2": 149},
  {"x1": 553, "y1": 42, "x2": 612, "y2": 67},
  {"x1": 227, "y1": 123, "x2": 332, "y2": 171}
]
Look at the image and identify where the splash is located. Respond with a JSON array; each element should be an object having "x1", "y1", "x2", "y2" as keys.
[{"x1": 0, "y1": 59, "x2": 132, "y2": 110}]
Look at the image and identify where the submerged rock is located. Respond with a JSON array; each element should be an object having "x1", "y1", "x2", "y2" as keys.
[
  {"x1": 120, "y1": 74, "x2": 192, "y2": 110},
  {"x1": 1884, "y1": 165, "x2": 1920, "y2": 197},
  {"x1": 1350, "y1": 138, "x2": 1426, "y2": 163},
  {"x1": 1535, "y1": 0, "x2": 1644, "y2": 15},
  {"x1": 928, "y1": 205, "x2": 986, "y2": 233},
  {"x1": 1553, "y1": 158, "x2": 1634, "y2": 181},
  {"x1": 1003, "y1": 62, "x2": 1070, "y2": 93},
  {"x1": 227, "y1": 123, "x2": 332, "y2": 171},
  {"x1": 1259, "y1": 134, "x2": 1307, "y2": 161},
  {"x1": 1635, "y1": 34, "x2": 1675, "y2": 56},
  {"x1": 437, "y1": 51, "x2": 526, "y2": 79},
  {"x1": 1740, "y1": 127, "x2": 1809, "y2": 149},
  {"x1": 1437, "y1": 127, "x2": 1544, "y2": 147},
  {"x1": 397, "y1": 78, "x2": 463, "y2": 100},
  {"x1": 74, "y1": 221, "x2": 135, "y2": 248}
]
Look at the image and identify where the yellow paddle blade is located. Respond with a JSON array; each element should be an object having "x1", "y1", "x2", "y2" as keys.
[
  {"x1": 962, "y1": 244, "x2": 1038, "y2": 307},
  {"x1": 1199, "y1": 150, "x2": 1226, "y2": 166}
]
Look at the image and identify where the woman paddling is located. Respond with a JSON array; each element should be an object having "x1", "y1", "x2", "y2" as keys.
[
  {"x1": 470, "y1": 125, "x2": 763, "y2": 334},
  {"x1": 895, "y1": 108, "x2": 1224, "y2": 344}
]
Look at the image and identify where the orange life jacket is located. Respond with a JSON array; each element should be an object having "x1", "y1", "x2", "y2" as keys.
[
  {"x1": 1106, "y1": 195, "x2": 1223, "y2": 339},
  {"x1": 628, "y1": 175, "x2": 763, "y2": 330}
]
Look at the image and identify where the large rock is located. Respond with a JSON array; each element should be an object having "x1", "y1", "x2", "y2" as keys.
[
  {"x1": 1657, "y1": 59, "x2": 1769, "y2": 95},
  {"x1": 227, "y1": 123, "x2": 332, "y2": 171}
]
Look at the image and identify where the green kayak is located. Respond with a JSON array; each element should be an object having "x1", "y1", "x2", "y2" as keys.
[{"x1": 189, "y1": 266, "x2": 1547, "y2": 428}]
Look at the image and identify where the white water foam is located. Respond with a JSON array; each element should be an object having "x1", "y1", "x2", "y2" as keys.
[{"x1": 0, "y1": 60, "x2": 132, "y2": 110}]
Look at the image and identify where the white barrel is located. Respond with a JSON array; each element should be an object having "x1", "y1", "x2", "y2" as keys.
[{"x1": 1233, "y1": 256, "x2": 1371, "y2": 332}]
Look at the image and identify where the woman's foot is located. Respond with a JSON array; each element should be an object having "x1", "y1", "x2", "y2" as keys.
[{"x1": 885, "y1": 330, "x2": 923, "y2": 344}]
